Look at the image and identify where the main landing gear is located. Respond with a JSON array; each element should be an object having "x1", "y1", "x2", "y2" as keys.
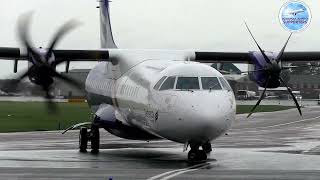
[
  {"x1": 188, "y1": 142, "x2": 212, "y2": 162},
  {"x1": 79, "y1": 125, "x2": 100, "y2": 154}
]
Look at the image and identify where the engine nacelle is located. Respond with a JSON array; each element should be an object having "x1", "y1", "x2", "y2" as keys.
[
  {"x1": 28, "y1": 48, "x2": 56, "y2": 65},
  {"x1": 248, "y1": 51, "x2": 281, "y2": 88}
]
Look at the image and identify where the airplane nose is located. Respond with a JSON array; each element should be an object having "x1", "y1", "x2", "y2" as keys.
[
  {"x1": 188, "y1": 105, "x2": 230, "y2": 137},
  {"x1": 156, "y1": 91, "x2": 236, "y2": 144},
  {"x1": 175, "y1": 91, "x2": 235, "y2": 142}
]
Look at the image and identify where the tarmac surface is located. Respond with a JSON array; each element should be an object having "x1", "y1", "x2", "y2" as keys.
[{"x1": 1, "y1": 107, "x2": 320, "y2": 179}]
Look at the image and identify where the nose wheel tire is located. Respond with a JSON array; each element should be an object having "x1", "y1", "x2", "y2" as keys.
[
  {"x1": 202, "y1": 142, "x2": 212, "y2": 154},
  {"x1": 79, "y1": 127, "x2": 88, "y2": 153},
  {"x1": 188, "y1": 150, "x2": 207, "y2": 162}
]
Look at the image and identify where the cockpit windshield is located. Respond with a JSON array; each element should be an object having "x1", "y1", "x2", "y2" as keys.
[
  {"x1": 176, "y1": 77, "x2": 200, "y2": 90},
  {"x1": 155, "y1": 76, "x2": 231, "y2": 91},
  {"x1": 219, "y1": 77, "x2": 232, "y2": 91},
  {"x1": 201, "y1": 77, "x2": 222, "y2": 90},
  {"x1": 154, "y1": 76, "x2": 167, "y2": 90},
  {"x1": 159, "y1": 76, "x2": 176, "y2": 90}
]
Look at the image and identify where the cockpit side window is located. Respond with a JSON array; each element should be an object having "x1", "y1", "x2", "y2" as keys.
[
  {"x1": 176, "y1": 77, "x2": 200, "y2": 90},
  {"x1": 219, "y1": 77, "x2": 232, "y2": 91},
  {"x1": 160, "y1": 76, "x2": 176, "y2": 90},
  {"x1": 201, "y1": 77, "x2": 222, "y2": 90},
  {"x1": 154, "y1": 76, "x2": 167, "y2": 90}
]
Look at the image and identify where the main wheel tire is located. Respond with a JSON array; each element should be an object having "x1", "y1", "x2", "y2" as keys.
[
  {"x1": 198, "y1": 150, "x2": 207, "y2": 160},
  {"x1": 91, "y1": 127, "x2": 100, "y2": 154},
  {"x1": 79, "y1": 127, "x2": 88, "y2": 153}
]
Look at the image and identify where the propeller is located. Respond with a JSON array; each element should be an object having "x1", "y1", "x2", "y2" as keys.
[
  {"x1": 244, "y1": 22, "x2": 301, "y2": 118},
  {"x1": 3, "y1": 14, "x2": 83, "y2": 113}
]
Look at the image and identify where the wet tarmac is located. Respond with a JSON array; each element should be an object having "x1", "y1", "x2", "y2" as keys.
[{"x1": 1, "y1": 107, "x2": 320, "y2": 179}]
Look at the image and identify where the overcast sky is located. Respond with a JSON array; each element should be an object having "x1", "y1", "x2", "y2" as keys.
[{"x1": 0, "y1": 0, "x2": 319, "y2": 77}]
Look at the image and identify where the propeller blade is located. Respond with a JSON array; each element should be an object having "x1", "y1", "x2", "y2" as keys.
[
  {"x1": 247, "y1": 76, "x2": 271, "y2": 118},
  {"x1": 44, "y1": 87, "x2": 58, "y2": 114},
  {"x1": 17, "y1": 13, "x2": 42, "y2": 64},
  {"x1": 46, "y1": 20, "x2": 80, "y2": 60},
  {"x1": 52, "y1": 71, "x2": 83, "y2": 90},
  {"x1": 244, "y1": 22, "x2": 272, "y2": 64},
  {"x1": 279, "y1": 77, "x2": 302, "y2": 116},
  {"x1": 16, "y1": 15, "x2": 82, "y2": 114},
  {"x1": 276, "y1": 33, "x2": 292, "y2": 63}
]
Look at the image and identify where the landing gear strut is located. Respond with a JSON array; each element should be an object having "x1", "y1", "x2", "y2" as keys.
[
  {"x1": 78, "y1": 125, "x2": 100, "y2": 154},
  {"x1": 188, "y1": 144, "x2": 207, "y2": 162}
]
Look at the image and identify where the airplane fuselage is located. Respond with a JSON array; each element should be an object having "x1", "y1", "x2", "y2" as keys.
[{"x1": 85, "y1": 49, "x2": 236, "y2": 145}]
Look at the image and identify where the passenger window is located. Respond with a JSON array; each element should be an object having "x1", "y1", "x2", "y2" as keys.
[
  {"x1": 176, "y1": 77, "x2": 200, "y2": 90},
  {"x1": 160, "y1": 76, "x2": 176, "y2": 90},
  {"x1": 219, "y1": 77, "x2": 232, "y2": 91},
  {"x1": 201, "y1": 77, "x2": 222, "y2": 90},
  {"x1": 154, "y1": 76, "x2": 167, "y2": 90}
]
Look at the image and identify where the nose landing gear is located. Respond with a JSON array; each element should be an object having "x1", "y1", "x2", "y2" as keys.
[
  {"x1": 188, "y1": 144, "x2": 207, "y2": 162},
  {"x1": 202, "y1": 142, "x2": 212, "y2": 154},
  {"x1": 78, "y1": 125, "x2": 100, "y2": 154}
]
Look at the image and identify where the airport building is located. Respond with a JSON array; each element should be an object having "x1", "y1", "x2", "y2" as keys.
[{"x1": 288, "y1": 75, "x2": 320, "y2": 99}]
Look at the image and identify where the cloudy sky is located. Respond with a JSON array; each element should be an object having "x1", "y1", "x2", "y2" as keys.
[{"x1": 0, "y1": 0, "x2": 319, "y2": 77}]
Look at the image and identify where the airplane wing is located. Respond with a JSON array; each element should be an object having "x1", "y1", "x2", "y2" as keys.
[
  {"x1": 194, "y1": 51, "x2": 320, "y2": 63},
  {"x1": 195, "y1": 52, "x2": 251, "y2": 63},
  {"x1": 0, "y1": 47, "x2": 109, "y2": 63}
]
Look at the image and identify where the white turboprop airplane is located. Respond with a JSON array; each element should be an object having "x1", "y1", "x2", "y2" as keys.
[{"x1": 0, "y1": 1, "x2": 319, "y2": 161}]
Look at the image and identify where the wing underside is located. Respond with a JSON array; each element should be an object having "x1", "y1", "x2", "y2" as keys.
[
  {"x1": 0, "y1": 47, "x2": 110, "y2": 63},
  {"x1": 195, "y1": 51, "x2": 320, "y2": 63},
  {"x1": 0, "y1": 47, "x2": 110, "y2": 76}
]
